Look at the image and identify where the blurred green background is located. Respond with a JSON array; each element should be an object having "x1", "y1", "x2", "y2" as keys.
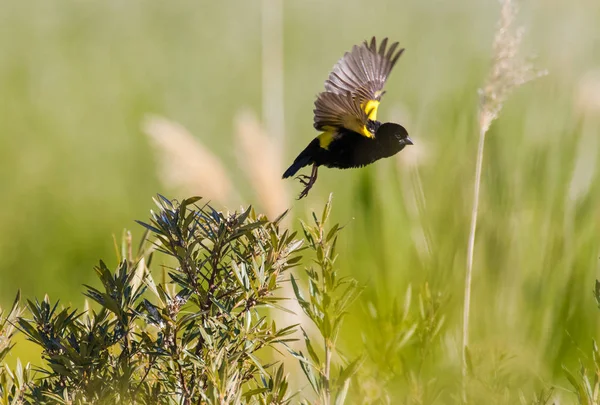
[{"x1": 1, "y1": 0, "x2": 599, "y2": 401}]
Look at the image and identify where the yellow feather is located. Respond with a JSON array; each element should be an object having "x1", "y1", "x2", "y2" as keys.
[
  {"x1": 320, "y1": 98, "x2": 380, "y2": 140},
  {"x1": 341, "y1": 116, "x2": 374, "y2": 139},
  {"x1": 360, "y1": 125, "x2": 373, "y2": 138},
  {"x1": 362, "y1": 99, "x2": 380, "y2": 121},
  {"x1": 317, "y1": 131, "x2": 335, "y2": 149}
]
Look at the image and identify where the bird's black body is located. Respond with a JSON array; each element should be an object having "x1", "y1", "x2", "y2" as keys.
[
  {"x1": 283, "y1": 122, "x2": 410, "y2": 179},
  {"x1": 283, "y1": 37, "x2": 412, "y2": 198}
]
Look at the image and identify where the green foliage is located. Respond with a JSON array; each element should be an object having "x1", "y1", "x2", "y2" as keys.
[
  {"x1": 563, "y1": 281, "x2": 600, "y2": 405},
  {"x1": 0, "y1": 293, "x2": 32, "y2": 405},
  {"x1": 289, "y1": 194, "x2": 363, "y2": 405},
  {"x1": 351, "y1": 283, "x2": 447, "y2": 404},
  {"x1": 0, "y1": 293, "x2": 21, "y2": 365},
  {"x1": 2, "y1": 196, "x2": 312, "y2": 404},
  {"x1": 0, "y1": 194, "x2": 594, "y2": 404}
]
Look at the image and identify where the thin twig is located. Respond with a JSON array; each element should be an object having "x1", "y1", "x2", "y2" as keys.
[
  {"x1": 177, "y1": 359, "x2": 191, "y2": 405},
  {"x1": 324, "y1": 341, "x2": 332, "y2": 405},
  {"x1": 132, "y1": 355, "x2": 158, "y2": 398},
  {"x1": 319, "y1": 221, "x2": 332, "y2": 405}
]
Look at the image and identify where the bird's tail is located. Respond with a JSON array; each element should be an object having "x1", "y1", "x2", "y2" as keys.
[{"x1": 282, "y1": 155, "x2": 312, "y2": 179}]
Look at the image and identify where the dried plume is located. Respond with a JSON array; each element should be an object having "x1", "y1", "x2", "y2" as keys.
[
  {"x1": 235, "y1": 109, "x2": 290, "y2": 220},
  {"x1": 478, "y1": 0, "x2": 548, "y2": 133},
  {"x1": 463, "y1": 0, "x2": 547, "y2": 401},
  {"x1": 142, "y1": 115, "x2": 235, "y2": 206}
]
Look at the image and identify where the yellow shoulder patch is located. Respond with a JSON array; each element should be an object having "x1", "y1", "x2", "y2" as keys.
[
  {"x1": 317, "y1": 130, "x2": 335, "y2": 150},
  {"x1": 340, "y1": 116, "x2": 375, "y2": 139},
  {"x1": 360, "y1": 125, "x2": 373, "y2": 138},
  {"x1": 361, "y1": 99, "x2": 380, "y2": 121}
]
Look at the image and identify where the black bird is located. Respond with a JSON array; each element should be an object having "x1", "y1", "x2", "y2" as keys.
[{"x1": 283, "y1": 37, "x2": 413, "y2": 199}]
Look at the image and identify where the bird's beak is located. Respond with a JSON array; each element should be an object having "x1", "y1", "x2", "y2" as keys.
[{"x1": 405, "y1": 137, "x2": 414, "y2": 145}]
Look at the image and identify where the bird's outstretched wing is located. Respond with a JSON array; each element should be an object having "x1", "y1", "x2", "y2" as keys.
[
  {"x1": 323, "y1": 37, "x2": 404, "y2": 121},
  {"x1": 313, "y1": 92, "x2": 371, "y2": 138}
]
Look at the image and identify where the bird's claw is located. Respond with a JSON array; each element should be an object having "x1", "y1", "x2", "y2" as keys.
[
  {"x1": 294, "y1": 166, "x2": 318, "y2": 199},
  {"x1": 295, "y1": 175, "x2": 315, "y2": 199},
  {"x1": 297, "y1": 185, "x2": 312, "y2": 200},
  {"x1": 295, "y1": 174, "x2": 312, "y2": 186}
]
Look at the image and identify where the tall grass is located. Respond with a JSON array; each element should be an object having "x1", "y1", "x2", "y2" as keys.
[{"x1": 462, "y1": 0, "x2": 547, "y2": 400}]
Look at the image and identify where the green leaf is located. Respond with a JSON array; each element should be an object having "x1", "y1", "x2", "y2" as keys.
[
  {"x1": 563, "y1": 365, "x2": 586, "y2": 402},
  {"x1": 290, "y1": 274, "x2": 305, "y2": 303},
  {"x1": 273, "y1": 209, "x2": 290, "y2": 225},
  {"x1": 243, "y1": 387, "x2": 270, "y2": 398},
  {"x1": 156, "y1": 193, "x2": 173, "y2": 207},
  {"x1": 134, "y1": 220, "x2": 163, "y2": 236},
  {"x1": 289, "y1": 350, "x2": 319, "y2": 393},
  {"x1": 8, "y1": 290, "x2": 21, "y2": 319},
  {"x1": 334, "y1": 378, "x2": 351, "y2": 405},
  {"x1": 180, "y1": 196, "x2": 202, "y2": 212},
  {"x1": 262, "y1": 302, "x2": 296, "y2": 315},
  {"x1": 326, "y1": 224, "x2": 339, "y2": 243},
  {"x1": 321, "y1": 193, "x2": 333, "y2": 225},
  {"x1": 248, "y1": 353, "x2": 267, "y2": 376},
  {"x1": 335, "y1": 356, "x2": 363, "y2": 389},
  {"x1": 301, "y1": 328, "x2": 320, "y2": 365},
  {"x1": 299, "y1": 220, "x2": 315, "y2": 247}
]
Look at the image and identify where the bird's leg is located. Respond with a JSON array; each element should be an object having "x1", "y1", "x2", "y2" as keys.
[
  {"x1": 295, "y1": 174, "x2": 311, "y2": 186},
  {"x1": 294, "y1": 166, "x2": 316, "y2": 186},
  {"x1": 297, "y1": 164, "x2": 318, "y2": 199}
]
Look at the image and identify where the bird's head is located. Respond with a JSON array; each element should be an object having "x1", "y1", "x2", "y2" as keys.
[{"x1": 376, "y1": 122, "x2": 413, "y2": 147}]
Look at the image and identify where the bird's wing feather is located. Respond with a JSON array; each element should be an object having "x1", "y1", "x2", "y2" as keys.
[
  {"x1": 324, "y1": 37, "x2": 404, "y2": 120},
  {"x1": 313, "y1": 92, "x2": 372, "y2": 138}
]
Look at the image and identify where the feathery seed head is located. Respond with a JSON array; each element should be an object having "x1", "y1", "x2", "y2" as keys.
[{"x1": 479, "y1": 0, "x2": 548, "y2": 133}]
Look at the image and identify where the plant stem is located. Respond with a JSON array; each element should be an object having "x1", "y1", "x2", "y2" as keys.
[
  {"x1": 462, "y1": 126, "x2": 487, "y2": 403},
  {"x1": 321, "y1": 223, "x2": 332, "y2": 405},
  {"x1": 324, "y1": 339, "x2": 332, "y2": 405}
]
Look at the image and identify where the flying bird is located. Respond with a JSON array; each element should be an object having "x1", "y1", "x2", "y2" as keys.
[{"x1": 283, "y1": 37, "x2": 413, "y2": 199}]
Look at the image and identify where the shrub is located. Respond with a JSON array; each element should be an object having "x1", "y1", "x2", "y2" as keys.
[{"x1": 0, "y1": 195, "x2": 360, "y2": 405}]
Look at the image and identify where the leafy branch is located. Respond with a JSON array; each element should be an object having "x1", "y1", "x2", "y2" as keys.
[{"x1": 290, "y1": 194, "x2": 363, "y2": 405}]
